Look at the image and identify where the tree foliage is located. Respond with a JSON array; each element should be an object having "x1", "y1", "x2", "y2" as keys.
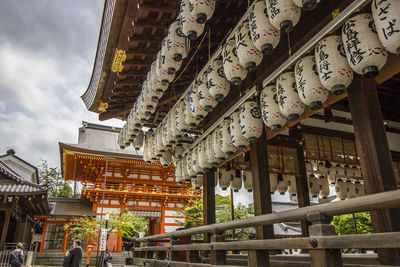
[
  {"x1": 38, "y1": 159, "x2": 73, "y2": 198},
  {"x1": 180, "y1": 195, "x2": 254, "y2": 240},
  {"x1": 65, "y1": 210, "x2": 148, "y2": 244},
  {"x1": 332, "y1": 212, "x2": 372, "y2": 235}
]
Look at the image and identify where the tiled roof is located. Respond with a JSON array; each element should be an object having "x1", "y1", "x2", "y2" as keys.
[{"x1": 0, "y1": 159, "x2": 47, "y2": 194}]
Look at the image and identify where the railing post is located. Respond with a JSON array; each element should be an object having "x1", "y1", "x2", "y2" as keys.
[
  {"x1": 186, "y1": 250, "x2": 201, "y2": 263},
  {"x1": 168, "y1": 237, "x2": 180, "y2": 262},
  {"x1": 249, "y1": 131, "x2": 273, "y2": 267},
  {"x1": 308, "y1": 212, "x2": 343, "y2": 267},
  {"x1": 203, "y1": 170, "x2": 216, "y2": 244},
  {"x1": 156, "y1": 251, "x2": 166, "y2": 261},
  {"x1": 210, "y1": 231, "x2": 226, "y2": 265},
  {"x1": 132, "y1": 241, "x2": 140, "y2": 258},
  {"x1": 145, "y1": 241, "x2": 154, "y2": 260}
]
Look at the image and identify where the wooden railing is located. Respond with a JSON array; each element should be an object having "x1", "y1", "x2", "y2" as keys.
[{"x1": 131, "y1": 189, "x2": 400, "y2": 267}]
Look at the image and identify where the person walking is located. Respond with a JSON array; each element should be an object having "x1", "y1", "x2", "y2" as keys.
[
  {"x1": 10, "y1": 242, "x2": 24, "y2": 267},
  {"x1": 103, "y1": 248, "x2": 112, "y2": 267},
  {"x1": 63, "y1": 240, "x2": 83, "y2": 267}
]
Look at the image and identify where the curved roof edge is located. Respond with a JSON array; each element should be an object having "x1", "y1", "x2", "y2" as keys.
[{"x1": 81, "y1": 0, "x2": 122, "y2": 112}]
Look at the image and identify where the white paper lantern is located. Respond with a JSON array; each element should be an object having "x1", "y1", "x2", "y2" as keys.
[
  {"x1": 308, "y1": 174, "x2": 320, "y2": 197},
  {"x1": 335, "y1": 179, "x2": 348, "y2": 200},
  {"x1": 219, "y1": 117, "x2": 236, "y2": 156},
  {"x1": 295, "y1": 55, "x2": 329, "y2": 110},
  {"x1": 242, "y1": 170, "x2": 253, "y2": 192},
  {"x1": 176, "y1": 160, "x2": 185, "y2": 185},
  {"x1": 236, "y1": 19, "x2": 263, "y2": 71},
  {"x1": 143, "y1": 78, "x2": 159, "y2": 103},
  {"x1": 354, "y1": 181, "x2": 365, "y2": 197},
  {"x1": 156, "y1": 127, "x2": 164, "y2": 156},
  {"x1": 270, "y1": 172, "x2": 278, "y2": 193},
  {"x1": 249, "y1": 0, "x2": 280, "y2": 55},
  {"x1": 198, "y1": 140, "x2": 212, "y2": 171},
  {"x1": 176, "y1": 99, "x2": 189, "y2": 137},
  {"x1": 207, "y1": 58, "x2": 230, "y2": 101},
  {"x1": 266, "y1": 0, "x2": 301, "y2": 33},
  {"x1": 167, "y1": 18, "x2": 188, "y2": 62},
  {"x1": 168, "y1": 111, "x2": 178, "y2": 146},
  {"x1": 198, "y1": 72, "x2": 218, "y2": 112},
  {"x1": 174, "y1": 144, "x2": 185, "y2": 160},
  {"x1": 192, "y1": 176, "x2": 203, "y2": 189},
  {"x1": 276, "y1": 71, "x2": 306, "y2": 121},
  {"x1": 287, "y1": 175, "x2": 297, "y2": 196},
  {"x1": 162, "y1": 150, "x2": 174, "y2": 166},
  {"x1": 186, "y1": 151, "x2": 197, "y2": 178},
  {"x1": 292, "y1": 0, "x2": 320, "y2": 11},
  {"x1": 161, "y1": 38, "x2": 182, "y2": 75},
  {"x1": 229, "y1": 109, "x2": 250, "y2": 150},
  {"x1": 180, "y1": 0, "x2": 205, "y2": 40},
  {"x1": 239, "y1": 100, "x2": 264, "y2": 142},
  {"x1": 189, "y1": 0, "x2": 216, "y2": 24},
  {"x1": 191, "y1": 146, "x2": 203, "y2": 175},
  {"x1": 222, "y1": 37, "x2": 248, "y2": 85},
  {"x1": 315, "y1": 35, "x2": 353, "y2": 95},
  {"x1": 218, "y1": 167, "x2": 232, "y2": 190},
  {"x1": 260, "y1": 84, "x2": 287, "y2": 132},
  {"x1": 161, "y1": 120, "x2": 170, "y2": 148},
  {"x1": 184, "y1": 94, "x2": 198, "y2": 128},
  {"x1": 212, "y1": 129, "x2": 227, "y2": 161},
  {"x1": 156, "y1": 52, "x2": 175, "y2": 85},
  {"x1": 346, "y1": 180, "x2": 357, "y2": 199},
  {"x1": 277, "y1": 173, "x2": 289, "y2": 195},
  {"x1": 342, "y1": 13, "x2": 388, "y2": 78},
  {"x1": 205, "y1": 134, "x2": 219, "y2": 167},
  {"x1": 190, "y1": 77, "x2": 209, "y2": 120},
  {"x1": 182, "y1": 154, "x2": 191, "y2": 182},
  {"x1": 231, "y1": 170, "x2": 243, "y2": 192},
  {"x1": 372, "y1": 0, "x2": 400, "y2": 57},
  {"x1": 318, "y1": 175, "x2": 330, "y2": 198},
  {"x1": 160, "y1": 157, "x2": 169, "y2": 167}
]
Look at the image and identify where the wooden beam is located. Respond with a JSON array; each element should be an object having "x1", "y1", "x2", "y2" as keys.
[
  {"x1": 100, "y1": 106, "x2": 132, "y2": 121},
  {"x1": 347, "y1": 76, "x2": 400, "y2": 265},
  {"x1": 123, "y1": 60, "x2": 153, "y2": 68},
  {"x1": 115, "y1": 80, "x2": 142, "y2": 88},
  {"x1": 139, "y1": 3, "x2": 178, "y2": 13},
  {"x1": 126, "y1": 48, "x2": 159, "y2": 57},
  {"x1": 128, "y1": 35, "x2": 164, "y2": 44},
  {"x1": 249, "y1": 131, "x2": 273, "y2": 267},
  {"x1": 133, "y1": 20, "x2": 168, "y2": 30}
]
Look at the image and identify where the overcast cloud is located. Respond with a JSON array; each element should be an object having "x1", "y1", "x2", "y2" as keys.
[{"x1": 0, "y1": 1, "x2": 124, "y2": 168}]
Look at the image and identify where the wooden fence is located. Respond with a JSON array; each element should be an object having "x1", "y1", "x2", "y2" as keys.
[{"x1": 131, "y1": 189, "x2": 400, "y2": 267}]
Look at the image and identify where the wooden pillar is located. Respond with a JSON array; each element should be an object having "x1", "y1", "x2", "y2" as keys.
[
  {"x1": 202, "y1": 170, "x2": 216, "y2": 244},
  {"x1": 347, "y1": 76, "x2": 400, "y2": 265},
  {"x1": 39, "y1": 221, "x2": 48, "y2": 252},
  {"x1": 249, "y1": 132, "x2": 273, "y2": 267},
  {"x1": 290, "y1": 125, "x2": 311, "y2": 237},
  {"x1": 62, "y1": 227, "x2": 69, "y2": 252},
  {"x1": 0, "y1": 211, "x2": 11, "y2": 247},
  {"x1": 160, "y1": 206, "x2": 166, "y2": 234},
  {"x1": 116, "y1": 231, "x2": 123, "y2": 252}
]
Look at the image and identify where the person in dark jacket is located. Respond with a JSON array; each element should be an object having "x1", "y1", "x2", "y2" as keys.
[
  {"x1": 63, "y1": 240, "x2": 83, "y2": 267},
  {"x1": 10, "y1": 242, "x2": 24, "y2": 267}
]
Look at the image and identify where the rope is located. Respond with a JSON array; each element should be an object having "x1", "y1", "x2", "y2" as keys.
[{"x1": 172, "y1": 31, "x2": 209, "y2": 84}]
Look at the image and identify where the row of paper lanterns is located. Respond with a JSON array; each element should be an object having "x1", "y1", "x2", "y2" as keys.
[
  {"x1": 118, "y1": 0, "x2": 321, "y2": 147},
  {"x1": 186, "y1": 165, "x2": 365, "y2": 201},
  {"x1": 118, "y1": 0, "x2": 400, "y2": 148}
]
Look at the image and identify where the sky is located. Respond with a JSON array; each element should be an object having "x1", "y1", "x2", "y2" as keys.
[{"x1": 0, "y1": 1, "x2": 124, "y2": 168}]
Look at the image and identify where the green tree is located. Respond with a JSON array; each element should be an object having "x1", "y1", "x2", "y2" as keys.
[
  {"x1": 38, "y1": 159, "x2": 73, "y2": 198},
  {"x1": 65, "y1": 210, "x2": 149, "y2": 244},
  {"x1": 180, "y1": 194, "x2": 254, "y2": 240},
  {"x1": 332, "y1": 212, "x2": 372, "y2": 235}
]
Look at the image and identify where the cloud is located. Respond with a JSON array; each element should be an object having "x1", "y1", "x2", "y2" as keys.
[{"x1": 0, "y1": 1, "x2": 124, "y2": 169}]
